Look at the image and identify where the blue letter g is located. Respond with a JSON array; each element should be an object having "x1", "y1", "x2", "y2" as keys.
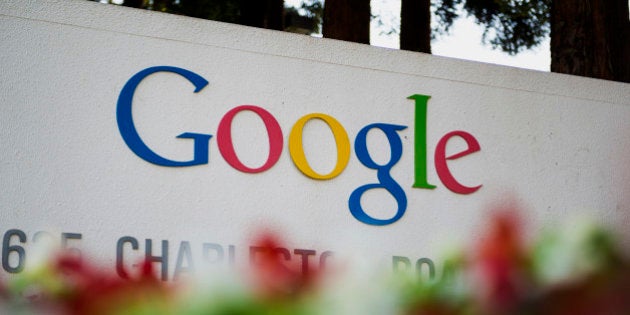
[
  {"x1": 117, "y1": 66, "x2": 212, "y2": 167},
  {"x1": 349, "y1": 123, "x2": 407, "y2": 225}
]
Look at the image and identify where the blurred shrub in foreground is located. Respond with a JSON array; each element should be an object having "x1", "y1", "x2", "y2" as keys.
[{"x1": 1, "y1": 210, "x2": 629, "y2": 315}]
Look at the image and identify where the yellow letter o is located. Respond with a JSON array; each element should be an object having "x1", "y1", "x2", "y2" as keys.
[{"x1": 289, "y1": 113, "x2": 350, "y2": 180}]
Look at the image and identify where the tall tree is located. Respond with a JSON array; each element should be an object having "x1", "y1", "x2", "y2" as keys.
[
  {"x1": 400, "y1": 0, "x2": 431, "y2": 53},
  {"x1": 113, "y1": 0, "x2": 629, "y2": 83},
  {"x1": 550, "y1": 0, "x2": 630, "y2": 82},
  {"x1": 435, "y1": 0, "x2": 630, "y2": 83},
  {"x1": 322, "y1": 0, "x2": 371, "y2": 44}
]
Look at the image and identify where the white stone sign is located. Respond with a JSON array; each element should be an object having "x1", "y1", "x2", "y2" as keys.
[{"x1": 1, "y1": 0, "x2": 629, "y2": 280}]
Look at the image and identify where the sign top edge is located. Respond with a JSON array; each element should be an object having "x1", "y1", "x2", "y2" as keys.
[{"x1": 1, "y1": 0, "x2": 628, "y2": 105}]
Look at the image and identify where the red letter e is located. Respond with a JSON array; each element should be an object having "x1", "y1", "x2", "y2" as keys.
[{"x1": 434, "y1": 131, "x2": 482, "y2": 194}]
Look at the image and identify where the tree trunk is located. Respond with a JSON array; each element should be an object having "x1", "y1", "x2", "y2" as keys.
[
  {"x1": 550, "y1": 0, "x2": 630, "y2": 83},
  {"x1": 610, "y1": 0, "x2": 630, "y2": 83},
  {"x1": 265, "y1": 0, "x2": 285, "y2": 30},
  {"x1": 323, "y1": 0, "x2": 371, "y2": 44},
  {"x1": 241, "y1": 0, "x2": 284, "y2": 30},
  {"x1": 240, "y1": 1, "x2": 267, "y2": 28},
  {"x1": 400, "y1": 0, "x2": 431, "y2": 53}
]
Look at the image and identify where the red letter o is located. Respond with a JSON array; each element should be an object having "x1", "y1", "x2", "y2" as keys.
[{"x1": 217, "y1": 105, "x2": 283, "y2": 173}]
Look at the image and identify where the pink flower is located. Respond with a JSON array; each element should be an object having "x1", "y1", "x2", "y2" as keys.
[{"x1": 474, "y1": 210, "x2": 530, "y2": 314}]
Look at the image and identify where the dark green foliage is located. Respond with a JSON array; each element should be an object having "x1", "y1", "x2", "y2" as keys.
[
  {"x1": 111, "y1": 0, "x2": 241, "y2": 22},
  {"x1": 434, "y1": 0, "x2": 551, "y2": 54},
  {"x1": 300, "y1": 0, "x2": 324, "y2": 24},
  {"x1": 433, "y1": 0, "x2": 460, "y2": 37},
  {"x1": 162, "y1": 0, "x2": 242, "y2": 23},
  {"x1": 464, "y1": 0, "x2": 550, "y2": 54},
  {"x1": 116, "y1": 0, "x2": 322, "y2": 34},
  {"x1": 285, "y1": 0, "x2": 323, "y2": 34}
]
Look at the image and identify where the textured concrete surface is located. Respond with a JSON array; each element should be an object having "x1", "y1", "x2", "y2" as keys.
[{"x1": 1, "y1": 0, "x2": 629, "y2": 279}]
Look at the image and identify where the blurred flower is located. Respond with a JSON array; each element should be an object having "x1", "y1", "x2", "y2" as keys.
[
  {"x1": 7, "y1": 253, "x2": 173, "y2": 315},
  {"x1": 473, "y1": 210, "x2": 530, "y2": 314},
  {"x1": 249, "y1": 232, "x2": 319, "y2": 300},
  {"x1": 1, "y1": 206, "x2": 628, "y2": 315}
]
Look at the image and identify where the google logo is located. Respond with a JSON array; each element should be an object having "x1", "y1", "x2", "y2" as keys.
[{"x1": 117, "y1": 66, "x2": 482, "y2": 226}]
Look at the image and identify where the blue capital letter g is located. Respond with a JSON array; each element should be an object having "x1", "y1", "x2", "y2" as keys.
[{"x1": 117, "y1": 66, "x2": 211, "y2": 167}]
